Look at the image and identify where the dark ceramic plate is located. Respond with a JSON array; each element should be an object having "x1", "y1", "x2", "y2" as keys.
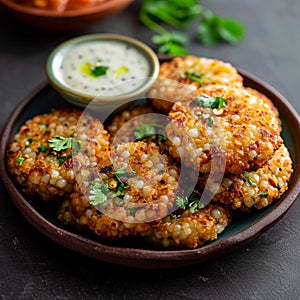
[{"x1": 1, "y1": 71, "x2": 300, "y2": 269}]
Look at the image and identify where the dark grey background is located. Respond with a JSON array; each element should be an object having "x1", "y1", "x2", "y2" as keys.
[{"x1": 0, "y1": 0, "x2": 300, "y2": 299}]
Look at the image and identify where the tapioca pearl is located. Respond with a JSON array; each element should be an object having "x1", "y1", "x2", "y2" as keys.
[
  {"x1": 121, "y1": 150, "x2": 130, "y2": 158},
  {"x1": 211, "y1": 208, "x2": 222, "y2": 219},
  {"x1": 172, "y1": 137, "x2": 181, "y2": 146},
  {"x1": 216, "y1": 224, "x2": 224, "y2": 234},
  {"x1": 169, "y1": 168, "x2": 177, "y2": 177},
  {"x1": 56, "y1": 179, "x2": 67, "y2": 188},
  {"x1": 134, "y1": 180, "x2": 144, "y2": 189},
  {"x1": 189, "y1": 128, "x2": 199, "y2": 137}
]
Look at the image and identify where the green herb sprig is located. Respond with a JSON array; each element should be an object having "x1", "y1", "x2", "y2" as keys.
[
  {"x1": 176, "y1": 194, "x2": 204, "y2": 213},
  {"x1": 139, "y1": 0, "x2": 245, "y2": 55},
  {"x1": 193, "y1": 94, "x2": 227, "y2": 109},
  {"x1": 48, "y1": 136, "x2": 82, "y2": 152},
  {"x1": 89, "y1": 183, "x2": 110, "y2": 206},
  {"x1": 133, "y1": 124, "x2": 166, "y2": 142}
]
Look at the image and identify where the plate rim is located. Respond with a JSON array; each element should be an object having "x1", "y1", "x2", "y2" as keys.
[{"x1": 1, "y1": 71, "x2": 300, "y2": 269}]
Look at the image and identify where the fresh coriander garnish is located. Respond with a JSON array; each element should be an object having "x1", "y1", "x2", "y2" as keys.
[
  {"x1": 211, "y1": 97, "x2": 227, "y2": 109},
  {"x1": 139, "y1": 0, "x2": 245, "y2": 55},
  {"x1": 185, "y1": 71, "x2": 203, "y2": 85},
  {"x1": 193, "y1": 94, "x2": 227, "y2": 109},
  {"x1": 259, "y1": 192, "x2": 269, "y2": 198},
  {"x1": 276, "y1": 183, "x2": 281, "y2": 190},
  {"x1": 133, "y1": 124, "x2": 165, "y2": 141},
  {"x1": 242, "y1": 171, "x2": 257, "y2": 187},
  {"x1": 198, "y1": 10, "x2": 245, "y2": 46},
  {"x1": 91, "y1": 65, "x2": 109, "y2": 77},
  {"x1": 44, "y1": 130, "x2": 51, "y2": 134},
  {"x1": 89, "y1": 183, "x2": 110, "y2": 206},
  {"x1": 176, "y1": 196, "x2": 189, "y2": 210},
  {"x1": 176, "y1": 195, "x2": 204, "y2": 213},
  {"x1": 57, "y1": 156, "x2": 67, "y2": 164},
  {"x1": 28, "y1": 138, "x2": 34, "y2": 144},
  {"x1": 38, "y1": 145, "x2": 48, "y2": 152},
  {"x1": 111, "y1": 168, "x2": 136, "y2": 195},
  {"x1": 48, "y1": 136, "x2": 82, "y2": 152},
  {"x1": 16, "y1": 157, "x2": 25, "y2": 164},
  {"x1": 208, "y1": 116, "x2": 214, "y2": 127}
]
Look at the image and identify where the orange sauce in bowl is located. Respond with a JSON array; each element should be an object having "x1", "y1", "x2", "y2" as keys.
[{"x1": 14, "y1": 0, "x2": 107, "y2": 11}]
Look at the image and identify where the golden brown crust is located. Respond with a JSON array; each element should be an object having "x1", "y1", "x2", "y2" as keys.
[
  {"x1": 197, "y1": 144, "x2": 293, "y2": 210},
  {"x1": 148, "y1": 56, "x2": 243, "y2": 113},
  {"x1": 7, "y1": 108, "x2": 110, "y2": 200},
  {"x1": 165, "y1": 85, "x2": 283, "y2": 174}
]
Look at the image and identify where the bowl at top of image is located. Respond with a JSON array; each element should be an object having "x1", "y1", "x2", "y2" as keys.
[
  {"x1": 45, "y1": 33, "x2": 160, "y2": 113},
  {"x1": 0, "y1": 0, "x2": 133, "y2": 31}
]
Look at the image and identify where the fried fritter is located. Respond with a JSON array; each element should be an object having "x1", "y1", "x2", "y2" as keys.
[
  {"x1": 165, "y1": 85, "x2": 283, "y2": 174},
  {"x1": 58, "y1": 194, "x2": 231, "y2": 249},
  {"x1": 7, "y1": 108, "x2": 110, "y2": 201},
  {"x1": 148, "y1": 56, "x2": 243, "y2": 113},
  {"x1": 197, "y1": 144, "x2": 293, "y2": 210},
  {"x1": 148, "y1": 203, "x2": 231, "y2": 249}
]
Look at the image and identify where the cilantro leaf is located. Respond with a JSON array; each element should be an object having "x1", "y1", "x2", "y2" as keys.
[
  {"x1": 193, "y1": 94, "x2": 227, "y2": 109},
  {"x1": 185, "y1": 71, "x2": 203, "y2": 85},
  {"x1": 211, "y1": 97, "x2": 227, "y2": 109},
  {"x1": 217, "y1": 18, "x2": 245, "y2": 44},
  {"x1": 16, "y1": 157, "x2": 25, "y2": 164},
  {"x1": 89, "y1": 183, "x2": 109, "y2": 206},
  {"x1": 139, "y1": 0, "x2": 245, "y2": 54},
  {"x1": 242, "y1": 171, "x2": 257, "y2": 187},
  {"x1": 133, "y1": 124, "x2": 165, "y2": 141},
  {"x1": 259, "y1": 192, "x2": 269, "y2": 198},
  {"x1": 176, "y1": 196, "x2": 189, "y2": 209},
  {"x1": 91, "y1": 65, "x2": 109, "y2": 77},
  {"x1": 153, "y1": 32, "x2": 189, "y2": 56},
  {"x1": 38, "y1": 145, "x2": 48, "y2": 152},
  {"x1": 48, "y1": 136, "x2": 82, "y2": 152},
  {"x1": 198, "y1": 11, "x2": 245, "y2": 45},
  {"x1": 176, "y1": 195, "x2": 204, "y2": 213}
]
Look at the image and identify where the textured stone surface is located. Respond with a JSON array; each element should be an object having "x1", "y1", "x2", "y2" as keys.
[{"x1": 0, "y1": 0, "x2": 300, "y2": 299}]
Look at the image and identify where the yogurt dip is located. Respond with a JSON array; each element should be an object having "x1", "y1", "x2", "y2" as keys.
[
  {"x1": 60, "y1": 40, "x2": 151, "y2": 97},
  {"x1": 46, "y1": 34, "x2": 159, "y2": 109}
]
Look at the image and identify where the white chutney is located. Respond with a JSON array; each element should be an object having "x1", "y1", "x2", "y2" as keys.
[{"x1": 60, "y1": 40, "x2": 151, "y2": 97}]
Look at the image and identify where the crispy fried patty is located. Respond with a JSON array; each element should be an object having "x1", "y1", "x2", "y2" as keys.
[
  {"x1": 58, "y1": 195, "x2": 231, "y2": 249},
  {"x1": 7, "y1": 108, "x2": 110, "y2": 200},
  {"x1": 148, "y1": 56, "x2": 243, "y2": 113},
  {"x1": 197, "y1": 144, "x2": 293, "y2": 210},
  {"x1": 165, "y1": 85, "x2": 283, "y2": 174}
]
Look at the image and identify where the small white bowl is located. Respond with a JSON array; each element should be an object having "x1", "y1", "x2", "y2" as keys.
[{"x1": 46, "y1": 33, "x2": 160, "y2": 112}]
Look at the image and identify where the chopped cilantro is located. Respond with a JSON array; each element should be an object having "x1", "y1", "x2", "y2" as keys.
[
  {"x1": 176, "y1": 196, "x2": 189, "y2": 209},
  {"x1": 38, "y1": 145, "x2": 48, "y2": 152},
  {"x1": 16, "y1": 157, "x2": 25, "y2": 164},
  {"x1": 133, "y1": 124, "x2": 165, "y2": 141},
  {"x1": 185, "y1": 71, "x2": 203, "y2": 85},
  {"x1": 276, "y1": 183, "x2": 281, "y2": 190},
  {"x1": 89, "y1": 183, "x2": 109, "y2": 206},
  {"x1": 48, "y1": 136, "x2": 82, "y2": 152},
  {"x1": 242, "y1": 171, "x2": 257, "y2": 187},
  {"x1": 57, "y1": 156, "x2": 67, "y2": 164},
  {"x1": 44, "y1": 130, "x2": 51, "y2": 135},
  {"x1": 208, "y1": 116, "x2": 214, "y2": 127},
  {"x1": 259, "y1": 192, "x2": 269, "y2": 198},
  {"x1": 91, "y1": 65, "x2": 109, "y2": 77},
  {"x1": 176, "y1": 195, "x2": 204, "y2": 213},
  {"x1": 28, "y1": 138, "x2": 34, "y2": 144},
  {"x1": 193, "y1": 94, "x2": 227, "y2": 109},
  {"x1": 210, "y1": 96, "x2": 227, "y2": 109}
]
